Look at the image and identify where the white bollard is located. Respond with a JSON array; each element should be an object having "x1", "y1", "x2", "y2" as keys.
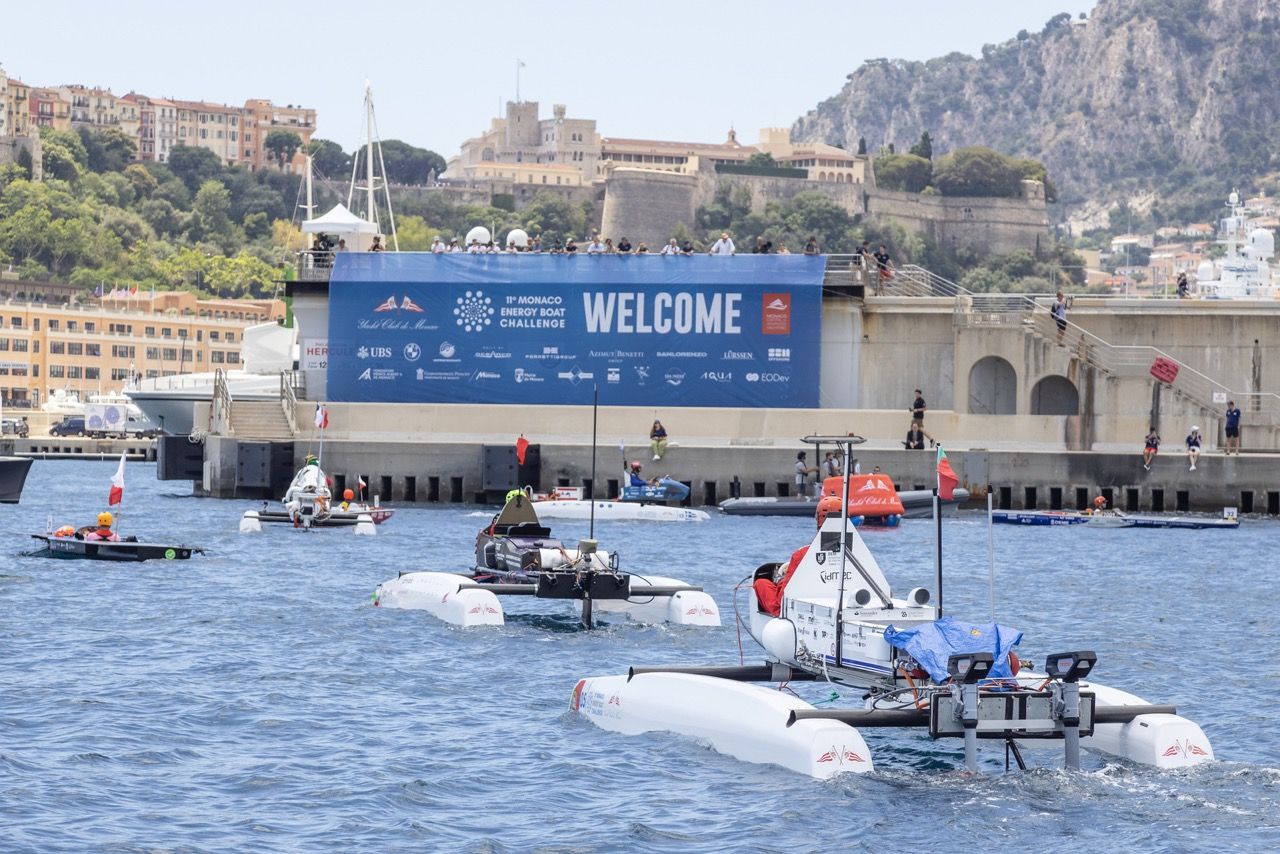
[
  {"x1": 353, "y1": 513, "x2": 376, "y2": 536},
  {"x1": 239, "y1": 510, "x2": 262, "y2": 533}
]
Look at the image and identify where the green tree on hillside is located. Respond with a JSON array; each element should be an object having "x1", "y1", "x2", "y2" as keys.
[
  {"x1": 874, "y1": 153, "x2": 933, "y2": 192},
  {"x1": 908, "y1": 131, "x2": 933, "y2": 160},
  {"x1": 264, "y1": 130, "x2": 303, "y2": 170}
]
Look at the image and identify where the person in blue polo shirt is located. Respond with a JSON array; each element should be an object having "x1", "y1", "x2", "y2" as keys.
[{"x1": 1225, "y1": 400, "x2": 1242, "y2": 455}]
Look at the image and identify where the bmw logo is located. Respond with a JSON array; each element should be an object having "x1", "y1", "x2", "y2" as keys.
[{"x1": 404, "y1": 343, "x2": 422, "y2": 362}]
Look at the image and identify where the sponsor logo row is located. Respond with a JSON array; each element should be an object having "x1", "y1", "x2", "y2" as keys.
[
  {"x1": 353, "y1": 365, "x2": 792, "y2": 386},
  {"x1": 353, "y1": 341, "x2": 792, "y2": 365}
]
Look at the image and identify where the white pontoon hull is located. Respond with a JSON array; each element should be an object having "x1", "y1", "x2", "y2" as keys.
[
  {"x1": 571, "y1": 672, "x2": 873, "y2": 779},
  {"x1": 374, "y1": 570, "x2": 720, "y2": 628}
]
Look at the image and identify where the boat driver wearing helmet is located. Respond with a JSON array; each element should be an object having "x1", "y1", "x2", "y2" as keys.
[
  {"x1": 85, "y1": 511, "x2": 121, "y2": 541},
  {"x1": 626, "y1": 460, "x2": 649, "y2": 488}
]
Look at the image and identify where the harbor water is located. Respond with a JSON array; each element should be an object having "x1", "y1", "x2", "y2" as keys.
[{"x1": 2, "y1": 460, "x2": 1278, "y2": 851}]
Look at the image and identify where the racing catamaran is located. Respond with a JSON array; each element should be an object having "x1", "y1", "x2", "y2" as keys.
[
  {"x1": 570, "y1": 435, "x2": 1214, "y2": 775},
  {"x1": 373, "y1": 491, "x2": 719, "y2": 628}
]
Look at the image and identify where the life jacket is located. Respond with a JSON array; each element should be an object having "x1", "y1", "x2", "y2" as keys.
[{"x1": 86, "y1": 527, "x2": 118, "y2": 541}]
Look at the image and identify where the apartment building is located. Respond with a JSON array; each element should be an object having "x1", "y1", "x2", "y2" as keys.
[
  {"x1": 29, "y1": 87, "x2": 71, "y2": 132},
  {"x1": 243, "y1": 98, "x2": 315, "y2": 172},
  {"x1": 0, "y1": 293, "x2": 287, "y2": 407}
]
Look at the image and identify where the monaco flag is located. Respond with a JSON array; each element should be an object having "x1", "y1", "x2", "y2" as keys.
[
  {"x1": 314, "y1": 403, "x2": 328, "y2": 429},
  {"x1": 936, "y1": 446, "x2": 959, "y2": 501},
  {"x1": 108, "y1": 451, "x2": 126, "y2": 506}
]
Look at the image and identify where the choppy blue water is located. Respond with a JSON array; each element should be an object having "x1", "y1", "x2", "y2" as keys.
[{"x1": 2, "y1": 460, "x2": 1278, "y2": 852}]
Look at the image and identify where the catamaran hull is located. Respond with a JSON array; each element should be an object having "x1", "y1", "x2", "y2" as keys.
[
  {"x1": 570, "y1": 673, "x2": 873, "y2": 779},
  {"x1": 373, "y1": 572, "x2": 504, "y2": 627},
  {"x1": 532, "y1": 500, "x2": 709, "y2": 522},
  {"x1": 375, "y1": 571, "x2": 719, "y2": 627}
]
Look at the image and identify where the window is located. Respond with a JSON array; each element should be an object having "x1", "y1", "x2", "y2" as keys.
[
  {"x1": 145, "y1": 347, "x2": 160, "y2": 360},
  {"x1": 196, "y1": 352, "x2": 203, "y2": 362},
  {"x1": 50, "y1": 341, "x2": 65, "y2": 354},
  {"x1": 10, "y1": 317, "x2": 21, "y2": 328},
  {"x1": 209, "y1": 330, "x2": 220, "y2": 341},
  {"x1": 162, "y1": 348, "x2": 178, "y2": 361},
  {"x1": 67, "y1": 320, "x2": 77, "y2": 331},
  {"x1": 111, "y1": 368, "x2": 130, "y2": 381},
  {"x1": 85, "y1": 367, "x2": 99, "y2": 380},
  {"x1": 48, "y1": 319, "x2": 59, "y2": 330},
  {"x1": 85, "y1": 322, "x2": 95, "y2": 332},
  {"x1": 177, "y1": 328, "x2": 188, "y2": 339},
  {"x1": 227, "y1": 352, "x2": 239, "y2": 364},
  {"x1": 144, "y1": 326, "x2": 155, "y2": 336},
  {"x1": 49, "y1": 365, "x2": 64, "y2": 378},
  {"x1": 86, "y1": 343, "x2": 100, "y2": 357},
  {"x1": 196, "y1": 330, "x2": 203, "y2": 342},
  {"x1": 211, "y1": 351, "x2": 225, "y2": 363},
  {"x1": 111, "y1": 345, "x2": 135, "y2": 359},
  {"x1": 225, "y1": 332, "x2": 235, "y2": 343},
  {"x1": 68, "y1": 366, "x2": 82, "y2": 379},
  {"x1": 162, "y1": 328, "x2": 172, "y2": 338},
  {"x1": 68, "y1": 343, "x2": 83, "y2": 356}
]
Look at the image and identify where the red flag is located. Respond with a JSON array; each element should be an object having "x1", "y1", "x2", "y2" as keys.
[
  {"x1": 936, "y1": 446, "x2": 958, "y2": 501},
  {"x1": 358, "y1": 477, "x2": 367, "y2": 489},
  {"x1": 515, "y1": 436, "x2": 530, "y2": 465},
  {"x1": 108, "y1": 451, "x2": 126, "y2": 506},
  {"x1": 314, "y1": 403, "x2": 328, "y2": 429}
]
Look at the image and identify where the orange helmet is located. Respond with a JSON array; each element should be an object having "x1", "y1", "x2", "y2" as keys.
[
  {"x1": 343, "y1": 488, "x2": 355, "y2": 500},
  {"x1": 630, "y1": 461, "x2": 642, "y2": 471}
]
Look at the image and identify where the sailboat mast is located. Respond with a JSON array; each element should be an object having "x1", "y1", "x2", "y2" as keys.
[
  {"x1": 365, "y1": 82, "x2": 376, "y2": 231},
  {"x1": 302, "y1": 154, "x2": 314, "y2": 220}
]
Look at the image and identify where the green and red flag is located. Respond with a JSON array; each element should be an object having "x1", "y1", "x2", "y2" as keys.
[{"x1": 936, "y1": 446, "x2": 958, "y2": 500}]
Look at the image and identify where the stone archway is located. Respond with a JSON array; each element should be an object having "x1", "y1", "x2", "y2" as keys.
[
  {"x1": 968, "y1": 356, "x2": 1017, "y2": 414},
  {"x1": 1030, "y1": 375, "x2": 1079, "y2": 415}
]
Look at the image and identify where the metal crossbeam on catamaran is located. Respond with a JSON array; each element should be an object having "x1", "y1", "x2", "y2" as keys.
[
  {"x1": 570, "y1": 434, "x2": 1214, "y2": 775},
  {"x1": 373, "y1": 493, "x2": 720, "y2": 629}
]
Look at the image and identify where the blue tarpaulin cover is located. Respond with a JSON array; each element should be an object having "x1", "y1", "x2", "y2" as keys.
[{"x1": 883, "y1": 616, "x2": 1024, "y2": 683}]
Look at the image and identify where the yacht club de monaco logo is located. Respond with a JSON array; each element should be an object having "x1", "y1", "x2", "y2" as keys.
[
  {"x1": 454, "y1": 290, "x2": 495, "y2": 332},
  {"x1": 373, "y1": 294, "x2": 424, "y2": 313}
]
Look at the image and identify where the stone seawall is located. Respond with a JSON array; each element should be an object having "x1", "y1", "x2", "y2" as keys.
[{"x1": 867, "y1": 187, "x2": 1049, "y2": 255}]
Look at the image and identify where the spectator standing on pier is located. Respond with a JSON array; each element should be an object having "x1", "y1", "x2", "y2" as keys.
[
  {"x1": 794, "y1": 451, "x2": 819, "y2": 498},
  {"x1": 1186, "y1": 426, "x2": 1202, "y2": 471},
  {"x1": 909, "y1": 390, "x2": 934, "y2": 446},
  {"x1": 649, "y1": 420, "x2": 668, "y2": 461},
  {"x1": 1052, "y1": 291, "x2": 1069, "y2": 343},
  {"x1": 661, "y1": 239, "x2": 680, "y2": 255},
  {"x1": 586, "y1": 236, "x2": 605, "y2": 254},
  {"x1": 617, "y1": 237, "x2": 633, "y2": 254},
  {"x1": 565, "y1": 238, "x2": 578, "y2": 255},
  {"x1": 803, "y1": 236, "x2": 820, "y2": 256},
  {"x1": 822, "y1": 450, "x2": 841, "y2": 478},
  {"x1": 873, "y1": 244, "x2": 893, "y2": 295},
  {"x1": 1176, "y1": 271, "x2": 1190, "y2": 298},
  {"x1": 1142, "y1": 427, "x2": 1160, "y2": 470},
  {"x1": 1225, "y1": 400, "x2": 1242, "y2": 454},
  {"x1": 777, "y1": 243, "x2": 791, "y2": 255},
  {"x1": 709, "y1": 233, "x2": 736, "y2": 255},
  {"x1": 753, "y1": 237, "x2": 772, "y2": 254}
]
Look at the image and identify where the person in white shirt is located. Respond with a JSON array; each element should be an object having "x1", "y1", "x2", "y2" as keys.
[
  {"x1": 448, "y1": 239, "x2": 462, "y2": 253},
  {"x1": 660, "y1": 238, "x2": 680, "y2": 255},
  {"x1": 430, "y1": 237, "x2": 445, "y2": 254},
  {"x1": 709, "y1": 233, "x2": 735, "y2": 255},
  {"x1": 505, "y1": 241, "x2": 519, "y2": 253},
  {"x1": 467, "y1": 240, "x2": 483, "y2": 254},
  {"x1": 586, "y1": 238, "x2": 606, "y2": 254}
]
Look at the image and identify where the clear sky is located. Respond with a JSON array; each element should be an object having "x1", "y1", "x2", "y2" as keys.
[{"x1": 4, "y1": 0, "x2": 1092, "y2": 156}]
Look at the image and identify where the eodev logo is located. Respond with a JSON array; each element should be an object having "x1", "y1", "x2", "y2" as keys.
[
  {"x1": 454, "y1": 290, "x2": 494, "y2": 332},
  {"x1": 762, "y1": 293, "x2": 791, "y2": 335},
  {"x1": 438, "y1": 341, "x2": 455, "y2": 358}
]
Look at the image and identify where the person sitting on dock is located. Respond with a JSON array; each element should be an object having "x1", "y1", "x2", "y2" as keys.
[
  {"x1": 84, "y1": 511, "x2": 120, "y2": 542},
  {"x1": 649, "y1": 420, "x2": 668, "y2": 461},
  {"x1": 1186, "y1": 426, "x2": 1202, "y2": 471},
  {"x1": 1142, "y1": 428, "x2": 1160, "y2": 471}
]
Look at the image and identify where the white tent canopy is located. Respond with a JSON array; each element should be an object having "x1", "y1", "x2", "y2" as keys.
[{"x1": 301, "y1": 203, "x2": 379, "y2": 235}]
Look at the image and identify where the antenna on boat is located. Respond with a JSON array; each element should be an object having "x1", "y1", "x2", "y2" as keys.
[
  {"x1": 588, "y1": 385, "x2": 598, "y2": 540},
  {"x1": 933, "y1": 480, "x2": 943, "y2": 620},
  {"x1": 986, "y1": 481, "x2": 997, "y2": 621}
]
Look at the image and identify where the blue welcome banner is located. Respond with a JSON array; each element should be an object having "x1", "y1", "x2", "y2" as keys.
[{"x1": 326, "y1": 254, "x2": 824, "y2": 407}]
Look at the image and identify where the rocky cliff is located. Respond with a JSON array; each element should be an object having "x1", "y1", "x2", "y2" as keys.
[{"x1": 792, "y1": 0, "x2": 1280, "y2": 225}]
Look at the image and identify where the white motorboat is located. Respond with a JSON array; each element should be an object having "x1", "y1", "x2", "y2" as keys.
[
  {"x1": 373, "y1": 492, "x2": 718, "y2": 628},
  {"x1": 1194, "y1": 190, "x2": 1280, "y2": 299},
  {"x1": 41, "y1": 388, "x2": 84, "y2": 416},
  {"x1": 530, "y1": 482, "x2": 710, "y2": 523},
  {"x1": 239, "y1": 456, "x2": 380, "y2": 535},
  {"x1": 125, "y1": 321, "x2": 296, "y2": 436},
  {"x1": 571, "y1": 435, "x2": 1214, "y2": 776}
]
